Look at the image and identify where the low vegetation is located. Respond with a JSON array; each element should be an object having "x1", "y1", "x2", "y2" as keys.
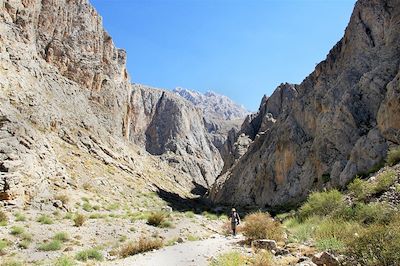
[
  {"x1": 37, "y1": 214, "x2": 53, "y2": 225},
  {"x1": 38, "y1": 240, "x2": 62, "y2": 251},
  {"x1": 0, "y1": 211, "x2": 8, "y2": 226},
  {"x1": 283, "y1": 168, "x2": 400, "y2": 265},
  {"x1": 73, "y1": 213, "x2": 86, "y2": 227},
  {"x1": 242, "y1": 212, "x2": 284, "y2": 241},
  {"x1": 10, "y1": 226, "x2": 24, "y2": 236},
  {"x1": 75, "y1": 248, "x2": 103, "y2": 262},
  {"x1": 146, "y1": 211, "x2": 169, "y2": 227},
  {"x1": 210, "y1": 251, "x2": 246, "y2": 266},
  {"x1": 386, "y1": 146, "x2": 400, "y2": 166},
  {"x1": 53, "y1": 232, "x2": 70, "y2": 242},
  {"x1": 54, "y1": 256, "x2": 75, "y2": 266},
  {"x1": 14, "y1": 213, "x2": 26, "y2": 222},
  {"x1": 119, "y1": 236, "x2": 163, "y2": 258}
]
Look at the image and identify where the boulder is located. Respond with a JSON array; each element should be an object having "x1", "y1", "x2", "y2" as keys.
[
  {"x1": 251, "y1": 239, "x2": 277, "y2": 251},
  {"x1": 312, "y1": 252, "x2": 340, "y2": 266}
]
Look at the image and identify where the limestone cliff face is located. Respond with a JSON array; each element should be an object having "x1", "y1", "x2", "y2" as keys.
[
  {"x1": 0, "y1": 0, "x2": 195, "y2": 207},
  {"x1": 173, "y1": 88, "x2": 248, "y2": 153},
  {"x1": 127, "y1": 84, "x2": 224, "y2": 188},
  {"x1": 211, "y1": 0, "x2": 400, "y2": 208}
]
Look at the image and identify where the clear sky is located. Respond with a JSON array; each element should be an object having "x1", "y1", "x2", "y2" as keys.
[{"x1": 89, "y1": 0, "x2": 356, "y2": 111}]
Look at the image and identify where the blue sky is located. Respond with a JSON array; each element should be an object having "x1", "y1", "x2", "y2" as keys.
[{"x1": 90, "y1": 0, "x2": 356, "y2": 111}]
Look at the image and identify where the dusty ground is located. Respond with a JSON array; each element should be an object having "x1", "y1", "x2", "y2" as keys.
[{"x1": 0, "y1": 203, "x2": 229, "y2": 265}]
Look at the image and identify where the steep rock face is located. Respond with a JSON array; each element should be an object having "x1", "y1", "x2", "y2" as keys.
[
  {"x1": 0, "y1": 0, "x2": 194, "y2": 207},
  {"x1": 126, "y1": 84, "x2": 224, "y2": 188},
  {"x1": 220, "y1": 83, "x2": 297, "y2": 173},
  {"x1": 173, "y1": 88, "x2": 248, "y2": 152},
  {"x1": 211, "y1": 0, "x2": 400, "y2": 208}
]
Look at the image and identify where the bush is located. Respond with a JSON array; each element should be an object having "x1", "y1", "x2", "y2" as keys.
[
  {"x1": 37, "y1": 214, "x2": 53, "y2": 225},
  {"x1": 14, "y1": 213, "x2": 26, "y2": 222},
  {"x1": 38, "y1": 240, "x2": 62, "y2": 251},
  {"x1": 251, "y1": 250, "x2": 274, "y2": 266},
  {"x1": 386, "y1": 146, "x2": 400, "y2": 166},
  {"x1": 354, "y1": 202, "x2": 396, "y2": 225},
  {"x1": 53, "y1": 232, "x2": 69, "y2": 242},
  {"x1": 18, "y1": 240, "x2": 30, "y2": 249},
  {"x1": 202, "y1": 211, "x2": 218, "y2": 220},
  {"x1": 55, "y1": 256, "x2": 75, "y2": 266},
  {"x1": 298, "y1": 190, "x2": 346, "y2": 220},
  {"x1": 73, "y1": 213, "x2": 86, "y2": 227},
  {"x1": 374, "y1": 170, "x2": 397, "y2": 194},
  {"x1": 75, "y1": 248, "x2": 103, "y2": 261},
  {"x1": 185, "y1": 211, "x2": 195, "y2": 218},
  {"x1": 242, "y1": 212, "x2": 284, "y2": 241},
  {"x1": 119, "y1": 236, "x2": 163, "y2": 258},
  {"x1": 55, "y1": 194, "x2": 69, "y2": 205},
  {"x1": 0, "y1": 211, "x2": 8, "y2": 224},
  {"x1": 0, "y1": 239, "x2": 8, "y2": 252},
  {"x1": 347, "y1": 178, "x2": 373, "y2": 201},
  {"x1": 210, "y1": 251, "x2": 246, "y2": 266},
  {"x1": 346, "y1": 223, "x2": 400, "y2": 265},
  {"x1": 10, "y1": 226, "x2": 24, "y2": 236},
  {"x1": 82, "y1": 202, "x2": 93, "y2": 212},
  {"x1": 313, "y1": 219, "x2": 361, "y2": 252},
  {"x1": 284, "y1": 216, "x2": 320, "y2": 243},
  {"x1": 147, "y1": 212, "x2": 167, "y2": 227}
]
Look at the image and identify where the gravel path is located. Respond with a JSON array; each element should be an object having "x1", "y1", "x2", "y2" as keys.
[{"x1": 105, "y1": 234, "x2": 247, "y2": 266}]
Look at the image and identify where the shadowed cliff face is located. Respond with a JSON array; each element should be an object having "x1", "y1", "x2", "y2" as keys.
[{"x1": 211, "y1": 0, "x2": 400, "y2": 208}]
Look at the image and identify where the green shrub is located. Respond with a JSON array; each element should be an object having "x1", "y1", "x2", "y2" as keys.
[
  {"x1": 73, "y1": 213, "x2": 86, "y2": 227},
  {"x1": 185, "y1": 211, "x2": 195, "y2": 218},
  {"x1": 147, "y1": 212, "x2": 167, "y2": 227},
  {"x1": 346, "y1": 223, "x2": 400, "y2": 265},
  {"x1": 354, "y1": 202, "x2": 396, "y2": 225},
  {"x1": 53, "y1": 232, "x2": 70, "y2": 242},
  {"x1": 75, "y1": 248, "x2": 103, "y2": 261},
  {"x1": 316, "y1": 237, "x2": 346, "y2": 253},
  {"x1": 18, "y1": 240, "x2": 30, "y2": 249},
  {"x1": 284, "y1": 216, "x2": 320, "y2": 243},
  {"x1": 82, "y1": 202, "x2": 93, "y2": 212},
  {"x1": 242, "y1": 212, "x2": 284, "y2": 241},
  {"x1": 374, "y1": 170, "x2": 397, "y2": 194},
  {"x1": 202, "y1": 211, "x2": 218, "y2": 220},
  {"x1": 0, "y1": 239, "x2": 8, "y2": 252},
  {"x1": 298, "y1": 190, "x2": 346, "y2": 220},
  {"x1": 10, "y1": 226, "x2": 24, "y2": 235},
  {"x1": 250, "y1": 250, "x2": 274, "y2": 266},
  {"x1": 119, "y1": 237, "x2": 163, "y2": 258},
  {"x1": 347, "y1": 178, "x2": 373, "y2": 201},
  {"x1": 0, "y1": 259, "x2": 23, "y2": 266},
  {"x1": 313, "y1": 219, "x2": 361, "y2": 252},
  {"x1": 89, "y1": 213, "x2": 106, "y2": 219},
  {"x1": 14, "y1": 213, "x2": 26, "y2": 222},
  {"x1": 38, "y1": 240, "x2": 62, "y2": 251},
  {"x1": 386, "y1": 146, "x2": 400, "y2": 166},
  {"x1": 187, "y1": 235, "x2": 200, "y2": 241},
  {"x1": 37, "y1": 214, "x2": 53, "y2": 225},
  {"x1": 54, "y1": 256, "x2": 75, "y2": 266},
  {"x1": 210, "y1": 251, "x2": 246, "y2": 266},
  {"x1": 0, "y1": 211, "x2": 8, "y2": 225}
]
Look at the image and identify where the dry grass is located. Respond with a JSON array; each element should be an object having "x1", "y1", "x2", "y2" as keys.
[
  {"x1": 242, "y1": 212, "x2": 284, "y2": 241},
  {"x1": 147, "y1": 212, "x2": 167, "y2": 227},
  {"x1": 73, "y1": 213, "x2": 86, "y2": 227},
  {"x1": 119, "y1": 236, "x2": 163, "y2": 258}
]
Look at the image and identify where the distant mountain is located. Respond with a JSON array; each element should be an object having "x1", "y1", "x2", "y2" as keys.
[{"x1": 173, "y1": 88, "x2": 249, "y2": 121}]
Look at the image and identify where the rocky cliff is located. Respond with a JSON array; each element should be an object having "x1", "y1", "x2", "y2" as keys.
[
  {"x1": 211, "y1": 0, "x2": 400, "y2": 208},
  {"x1": 126, "y1": 84, "x2": 224, "y2": 188},
  {"x1": 0, "y1": 0, "x2": 196, "y2": 208}
]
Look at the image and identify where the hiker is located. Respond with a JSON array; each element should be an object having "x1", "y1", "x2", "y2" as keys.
[{"x1": 230, "y1": 208, "x2": 240, "y2": 236}]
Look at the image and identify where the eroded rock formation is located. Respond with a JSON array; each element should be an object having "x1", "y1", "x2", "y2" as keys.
[{"x1": 211, "y1": 0, "x2": 400, "y2": 208}]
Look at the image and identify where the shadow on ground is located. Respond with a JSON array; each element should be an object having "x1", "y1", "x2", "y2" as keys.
[{"x1": 155, "y1": 185, "x2": 214, "y2": 213}]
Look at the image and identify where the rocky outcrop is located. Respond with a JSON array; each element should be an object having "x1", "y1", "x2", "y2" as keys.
[
  {"x1": 173, "y1": 88, "x2": 249, "y2": 121},
  {"x1": 173, "y1": 88, "x2": 248, "y2": 152},
  {"x1": 211, "y1": 0, "x2": 400, "y2": 208},
  {"x1": 126, "y1": 84, "x2": 224, "y2": 188},
  {"x1": 0, "y1": 0, "x2": 196, "y2": 207}
]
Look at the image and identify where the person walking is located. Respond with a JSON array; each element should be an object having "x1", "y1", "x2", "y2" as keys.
[{"x1": 230, "y1": 208, "x2": 240, "y2": 236}]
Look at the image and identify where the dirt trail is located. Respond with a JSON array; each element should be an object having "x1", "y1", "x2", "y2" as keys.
[{"x1": 104, "y1": 234, "x2": 247, "y2": 266}]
